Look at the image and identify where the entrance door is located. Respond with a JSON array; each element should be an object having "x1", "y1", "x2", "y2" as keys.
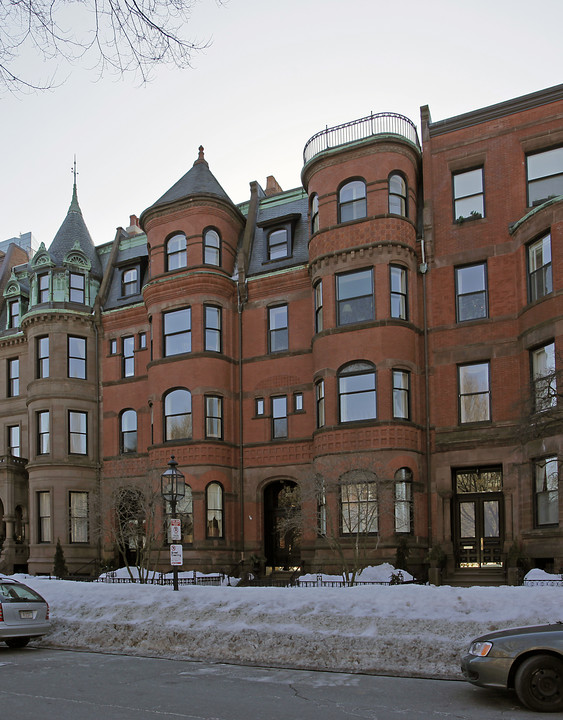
[
  {"x1": 453, "y1": 468, "x2": 504, "y2": 568},
  {"x1": 263, "y1": 481, "x2": 301, "y2": 571}
]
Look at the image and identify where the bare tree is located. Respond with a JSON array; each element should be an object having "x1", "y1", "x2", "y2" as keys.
[
  {"x1": 0, "y1": 0, "x2": 225, "y2": 94},
  {"x1": 97, "y1": 475, "x2": 165, "y2": 582}
]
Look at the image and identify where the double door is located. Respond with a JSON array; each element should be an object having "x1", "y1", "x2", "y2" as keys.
[{"x1": 455, "y1": 493, "x2": 503, "y2": 568}]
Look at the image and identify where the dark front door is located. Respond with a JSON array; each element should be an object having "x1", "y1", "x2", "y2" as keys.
[
  {"x1": 453, "y1": 468, "x2": 504, "y2": 568},
  {"x1": 264, "y1": 481, "x2": 301, "y2": 571}
]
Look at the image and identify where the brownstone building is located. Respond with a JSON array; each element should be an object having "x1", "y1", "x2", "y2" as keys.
[{"x1": 1, "y1": 83, "x2": 562, "y2": 584}]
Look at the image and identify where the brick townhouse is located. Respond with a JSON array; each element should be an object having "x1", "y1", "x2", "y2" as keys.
[{"x1": 0, "y1": 82, "x2": 562, "y2": 584}]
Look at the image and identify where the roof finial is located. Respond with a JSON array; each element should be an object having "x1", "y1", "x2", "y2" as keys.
[
  {"x1": 193, "y1": 145, "x2": 208, "y2": 167},
  {"x1": 68, "y1": 155, "x2": 81, "y2": 214}
]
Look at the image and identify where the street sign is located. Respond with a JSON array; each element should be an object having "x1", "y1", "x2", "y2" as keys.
[
  {"x1": 169, "y1": 517, "x2": 182, "y2": 541},
  {"x1": 170, "y1": 544, "x2": 183, "y2": 566}
]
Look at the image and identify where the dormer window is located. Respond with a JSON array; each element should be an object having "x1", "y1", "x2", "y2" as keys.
[
  {"x1": 69, "y1": 272, "x2": 85, "y2": 303},
  {"x1": 38, "y1": 273, "x2": 50, "y2": 303},
  {"x1": 7, "y1": 299, "x2": 20, "y2": 329},
  {"x1": 121, "y1": 268, "x2": 138, "y2": 297},
  {"x1": 268, "y1": 229, "x2": 289, "y2": 260}
]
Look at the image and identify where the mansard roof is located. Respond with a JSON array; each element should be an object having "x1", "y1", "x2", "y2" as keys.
[
  {"x1": 49, "y1": 183, "x2": 102, "y2": 277},
  {"x1": 149, "y1": 147, "x2": 235, "y2": 210}
]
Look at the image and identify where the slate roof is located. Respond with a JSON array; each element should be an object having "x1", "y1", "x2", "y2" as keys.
[
  {"x1": 48, "y1": 184, "x2": 102, "y2": 277},
  {"x1": 149, "y1": 147, "x2": 235, "y2": 210}
]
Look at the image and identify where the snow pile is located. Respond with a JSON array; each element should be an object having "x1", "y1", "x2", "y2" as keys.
[{"x1": 17, "y1": 572, "x2": 563, "y2": 679}]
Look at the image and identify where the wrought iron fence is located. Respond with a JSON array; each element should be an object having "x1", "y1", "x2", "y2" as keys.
[{"x1": 303, "y1": 112, "x2": 420, "y2": 165}]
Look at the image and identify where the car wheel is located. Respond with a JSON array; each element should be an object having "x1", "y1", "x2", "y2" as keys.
[
  {"x1": 515, "y1": 654, "x2": 563, "y2": 713},
  {"x1": 4, "y1": 637, "x2": 30, "y2": 649}
]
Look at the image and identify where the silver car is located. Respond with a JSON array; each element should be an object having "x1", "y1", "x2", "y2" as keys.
[
  {"x1": 0, "y1": 577, "x2": 50, "y2": 648},
  {"x1": 461, "y1": 623, "x2": 563, "y2": 712}
]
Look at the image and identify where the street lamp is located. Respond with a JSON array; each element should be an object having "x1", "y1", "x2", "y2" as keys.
[{"x1": 161, "y1": 455, "x2": 185, "y2": 591}]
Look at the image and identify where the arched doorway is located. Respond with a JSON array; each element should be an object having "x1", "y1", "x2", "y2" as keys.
[{"x1": 263, "y1": 480, "x2": 301, "y2": 570}]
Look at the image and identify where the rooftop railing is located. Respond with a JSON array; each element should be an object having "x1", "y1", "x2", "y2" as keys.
[{"x1": 303, "y1": 112, "x2": 420, "y2": 166}]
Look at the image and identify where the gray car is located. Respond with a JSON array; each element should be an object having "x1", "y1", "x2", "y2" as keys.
[
  {"x1": 0, "y1": 577, "x2": 50, "y2": 648},
  {"x1": 461, "y1": 623, "x2": 563, "y2": 712}
]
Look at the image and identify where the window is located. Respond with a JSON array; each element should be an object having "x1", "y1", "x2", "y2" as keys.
[
  {"x1": 7, "y1": 299, "x2": 19, "y2": 329},
  {"x1": 68, "y1": 336, "x2": 86, "y2": 379},
  {"x1": 122, "y1": 336, "x2": 135, "y2": 378},
  {"x1": 453, "y1": 167, "x2": 484, "y2": 221},
  {"x1": 527, "y1": 147, "x2": 563, "y2": 207},
  {"x1": 294, "y1": 392, "x2": 303, "y2": 412},
  {"x1": 120, "y1": 409, "x2": 137, "y2": 454},
  {"x1": 314, "y1": 280, "x2": 323, "y2": 333},
  {"x1": 338, "y1": 362, "x2": 376, "y2": 423},
  {"x1": 69, "y1": 411, "x2": 87, "y2": 454},
  {"x1": 532, "y1": 342, "x2": 556, "y2": 412},
  {"x1": 37, "y1": 410, "x2": 50, "y2": 454},
  {"x1": 38, "y1": 273, "x2": 49, "y2": 303},
  {"x1": 166, "y1": 233, "x2": 187, "y2": 271},
  {"x1": 535, "y1": 457, "x2": 559, "y2": 526},
  {"x1": 69, "y1": 273, "x2": 85, "y2": 303},
  {"x1": 268, "y1": 229, "x2": 289, "y2": 260},
  {"x1": 458, "y1": 362, "x2": 491, "y2": 423},
  {"x1": 528, "y1": 234, "x2": 552, "y2": 302},
  {"x1": 394, "y1": 468, "x2": 413, "y2": 533},
  {"x1": 268, "y1": 305, "x2": 288, "y2": 353},
  {"x1": 341, "y1": 480, "x2": 378, "y2": 534},
  {"x1": 7, "y1": 358, "x2": 19, "y2": 397},
  {"x1": 206, "y1": 482, "x2": 224, "y2": 538},
  {"x1": 38, "y1": 491, "x2": 51, "y2": 543},
  {"x1": 272, "y1": 396, "x2": 288, "y2": 439},
  {"x1": 121, "y1": 268, "x2": 138, "y2": 296},
  {"x1": 390, "y1": 265, "x2": 408, "y2": 320},
  {"x1": 110, "y1": 338, "x2": 118, "y2": 355},
  {"x1": 255, "y1": 398, "x2": 265, "y2": 416},
  {"x1": 456, "y1": 263, "x2": 488, "y2": 321},
  {"x1": 69, "y1": 491, "x2": 89, "y2": 543},
  {"x1": 139, "y1": 332, "x2": 147, "y2": 349},
  {"x1": 205, "y1": 395, "x2": 223, "y2": 439},
  {"x1": 163, "y1": 308, "x2": 191, "y2": 356},
  {"x1": 316, "y1": 379, "x2": 325, "y2": 428},
  {"x1": 8, "y1": 425, "x2": 20, "y2": 457},
  {"x1": 164, "y1": 389, "x2": 192, "y2": 441},
  {"x1": 392, "y1": 370, "x2": 410, "y2": 420},
  {"x1": 336, "y1": 269, "x2": 374, "y2": 326},
  {"x1": 204, "y1": 228, "x2": 221, "y2": 266},
  {"x1": 388, "y1": 173, "x2": 407, "y2": 216},
  {"x1": 338, "y1": 179, "x2": 367, "y2": 223},
  {"x1": 311, "y1": 194, "x2": 319, "y2": 234},
  {"x1": 204, "y1": 305, "x2": 222, "y2": 353},
  {"x1": 37, "y1": 336, "x2": 49, "y2": 378},
  {"x1": 317, "y1": 479, "x2": 327, "y2": 536}
]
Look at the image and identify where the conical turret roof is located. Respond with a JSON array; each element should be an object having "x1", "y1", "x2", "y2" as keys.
[
  {"x1": 149, "y1": 147, "x2": 234, "y2": 210},
  {"x1": 49, "y1": 182, "x2": 102, "y2": 277}
]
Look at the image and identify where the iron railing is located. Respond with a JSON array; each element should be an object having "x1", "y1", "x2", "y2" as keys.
[{"x1": 303, "y1": 112, "x2": 420, "y2": 166}]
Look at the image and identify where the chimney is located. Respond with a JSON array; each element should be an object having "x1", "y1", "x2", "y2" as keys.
[
  {"x1": 126, "y1": 215, "x2": 143, "y2": 236},
  {"x1": 265, "y1": 175, "x2": 283, "y2": 196}
]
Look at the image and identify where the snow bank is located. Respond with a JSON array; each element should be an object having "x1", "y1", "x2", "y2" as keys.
[{"x1": 20, "y1": 575, "x2": 563, "y2": 679}]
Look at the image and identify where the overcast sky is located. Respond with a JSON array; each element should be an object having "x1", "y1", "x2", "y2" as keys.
[{"x1": 2, "y1": 0, "x2": 563, "y2": 248}]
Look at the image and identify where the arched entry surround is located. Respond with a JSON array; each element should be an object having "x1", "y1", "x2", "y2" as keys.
[{"x1": 263, "y1": 479, "x2": 301, "y2": 571}]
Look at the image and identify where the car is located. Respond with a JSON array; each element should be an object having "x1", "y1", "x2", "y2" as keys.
[
  {"x1": 461, "y1": 622, "x2": 563, "y2": 712},
  {"x1": 0, "y1": 577, "x2": 50, "y2": 648}
]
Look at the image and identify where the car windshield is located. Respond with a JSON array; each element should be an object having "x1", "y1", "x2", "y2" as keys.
[{"x1": 0, "y1": 583, "x2": 44, "y2": 603}]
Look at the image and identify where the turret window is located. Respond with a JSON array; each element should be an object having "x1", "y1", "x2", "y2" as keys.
[
  {"x1": 311, "y1": 194, "x2": 319, "y2": 234},
  {"x1": 336, "y1": 269, "x2": 374, "y2": 326},
  {"x1": 69, "y1": 410, "x2": 88, "y2": 455},
  {"x1": 166, "y1": 233, "x2": 187, "y2": 271},
  {"x1": 7, "y1": 299, "x2": 20, "y2": 329},
  {"x1": 338, "y1": 179, "x2": 366, "y2": 223},
  {"x1": 68, "y1": 336, "x2": 87, "y2": 379},
  {"x1": 69, "y1": 273, "x2": 85, "y2": 303},
  {"x1": 38, "y1": 273, "x2": 50, "y2": 303},
  {"x1": 388, "y1": 173, "x2": 407, "y2": 216},
  {"x1": 204, "y1": 229, "x2": 221, "y2": 266},
  {"x1": 163, "y1": 308, "x2": 191, "y2": 356},
  {"x1": 338, "y1": 362, "x2": 377, "y2": 423},
  {"x1": 164, "y1": 388, "x2": 192, "y2": 441}
]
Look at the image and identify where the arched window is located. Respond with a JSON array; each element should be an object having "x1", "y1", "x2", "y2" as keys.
[
  {"x1": 338, "y1": 362, "x2": 376, "y2": 423},
  {"x1": 121, "y1": 268, "x2": 138, "y2": 296},
  {"x1": 204, "y1": 228, "x2": 221, "y2": 266},
  {"x1": 310, "y1": 194, "x2": 319, "y2": 234},
  {"x1": 338, "y1": 179, "x2": 366, "y2": 223},
  {"x1": 120, "y1": 409, "x2": 137, "y2": 454},
  {"x1": 394, "y1": 468, "x2": 413, "y2": 533},
  {"x1": 388, "y1": 173, "x2": 407, "y2": 216},
  {"x1": 166, "y1": 233, "x2": 187, "y2": 271},
  {"x1": 206, "y1": 482, "x2": 223, "y2": 538},
  {"x1": 164, "y1": 389, "x2": 192, "y2": 441}
]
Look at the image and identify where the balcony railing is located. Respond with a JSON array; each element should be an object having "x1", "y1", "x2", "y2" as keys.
[{"x1": 303, "y1": 112, "x2": 420, "y2": 166}]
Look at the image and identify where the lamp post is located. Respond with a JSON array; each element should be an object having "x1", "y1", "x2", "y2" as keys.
[{"x1": 161, "y1": 455, "x2": 185, "y2": 591}]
